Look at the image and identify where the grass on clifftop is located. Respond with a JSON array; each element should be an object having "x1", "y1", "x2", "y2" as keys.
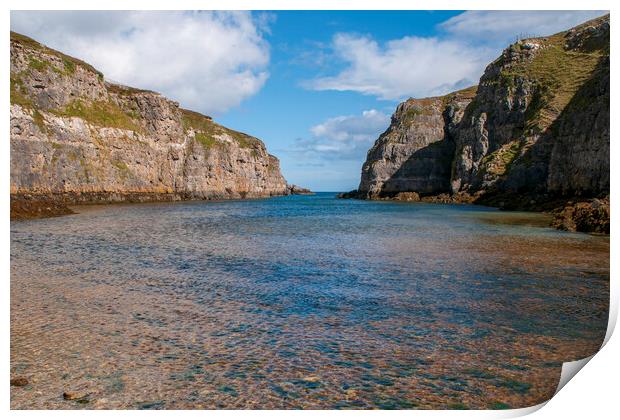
[
  {"x1": 50, "y1": 100, "x2": 143, "y2": 132},
  {"x1": 11, "y1": 31, "x2": 104, "y2": 80},
  {"x1": 500, "y1": 31, "x2": 607, "y2": 132},
  {"x1": 181, "y1": 109, "x2": 261, "y2": 150},
  {"x1": 401, "y1": 85, "x2": 478, "y2": 125},
  {"x1": 106, "y1": 83, "x2": 156, "y2": 96},
  {"x1": 12, "y1": 73, "x2": 141, "y2": 133}
]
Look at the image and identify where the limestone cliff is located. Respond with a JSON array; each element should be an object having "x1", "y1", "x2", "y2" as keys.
[
  {"x1": 353, "y1": 15, "x2": 610, "y2": 232},
  {"x1": 10, "y1": 32, "x2": 288, "y2": 215},
  {"x1": 358, "y1": 86, "x2": 477, "y2": 198}
]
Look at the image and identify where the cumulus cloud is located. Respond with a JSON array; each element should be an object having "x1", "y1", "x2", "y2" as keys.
[
  {"x1": 307, "y1": 34, "x2": 491, "y2": 100},
  {"x1": 290, "y1": 109, "x2": 390, "y2": 160},
  {"x1": 306, "y1": 10, "x2": 609, "y2": 101},
  {"x1": 10, "y1": 11, "x2": 270, "y2": 114},
  {"x1": 439, "y1": 10, "x2": 608, "y2": 40}
]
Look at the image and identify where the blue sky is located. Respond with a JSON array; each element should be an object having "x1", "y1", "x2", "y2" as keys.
[{"x1": 11, "y1": 10, "x2": 608, "y2": 191}]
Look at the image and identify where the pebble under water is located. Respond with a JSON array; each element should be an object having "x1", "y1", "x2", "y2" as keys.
[{"x1": 10, "y1": 193, "x2": 609, "y2": 409}]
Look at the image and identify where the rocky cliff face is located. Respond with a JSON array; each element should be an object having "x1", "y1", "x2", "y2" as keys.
[
  {"x1": 354, "y1": 15, "x2": 609, "y2": 232},
  {"x1": 10, "y1": 32, "x2": 288, "y2": 212},
  {"x1": 358, "y1": 86, "x2": 477, "y2": 198},
  {"x1": 451, "y1": 15, "x2": 609, "y2": 197}
]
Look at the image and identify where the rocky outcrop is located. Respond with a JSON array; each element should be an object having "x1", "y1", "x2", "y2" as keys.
[
  {"x1": 551, "y1": 197, "x2": 609, "y2": 234},
  {"x1": 10, "y1": 32, "x2": 289, "y2": 214},
  {"x1": 451, "y1": 15, "x2": 609, "y2": 197},
  {"x1": 358, "y1": 86, "x2": 477, "y2": 199},
  {"x1": 350, "y1": 15, "x2": 610, "y2": 233},
  {"x1": 287, "y1": 184, "x2": 314, "y2": 195}
]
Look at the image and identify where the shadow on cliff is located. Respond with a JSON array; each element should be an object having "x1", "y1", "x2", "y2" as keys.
[
  {"x1": 475, "y1": 53, "x2": 609, "y2": 210},
  {"x1": 379, "y1": 140, "x2": 454, "y2": 196},
  {"x1": 378, "y1": 103, "x2": 460, "y2": 197}
]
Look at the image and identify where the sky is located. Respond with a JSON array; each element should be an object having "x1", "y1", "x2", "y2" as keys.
[{"x1": 10, "y1": 10, "x2": 608, "y2": 191}]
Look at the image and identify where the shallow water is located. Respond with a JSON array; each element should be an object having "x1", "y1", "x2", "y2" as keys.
[{"x1": 10, "y1": 193, "x2": 609, "y2": 409}]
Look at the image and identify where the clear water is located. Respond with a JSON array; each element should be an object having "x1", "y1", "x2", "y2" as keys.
[{"x1": 10, "y1": 193, "x2": 609, "y2": 409}]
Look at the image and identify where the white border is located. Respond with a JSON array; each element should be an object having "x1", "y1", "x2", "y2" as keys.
[{"x1": 3, "y1": 1, "x2": 617, "y2": 419}]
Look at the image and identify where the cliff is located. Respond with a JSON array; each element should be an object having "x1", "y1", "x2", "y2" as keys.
[
  {"x1": 10, "y1": 32, "x2": 288, "y2": 218},
  {"x1": 352, "y1": 15, "x2": 610, "y2": 233},
  {"x1": 359, "y1": 86, "x2": 477, "y2": 197}
]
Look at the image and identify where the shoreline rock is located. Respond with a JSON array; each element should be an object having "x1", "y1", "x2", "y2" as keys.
[
  {"x1": 10, "y1": 377, "x2": 29, "y2": 387},
  {"x1": 10, "y1": 196, "x2": 74, "y2": 220},
  {"x1": 287, "y1": 184, "x2": 314, "y2": 195},
  {"x1": 551, "y1": 197, "x2": 610, "y2": 234},
  {"x1": 337, "y1": 189, "x2": 609, "y2": 234},
  {"x1": 10, "y1": 189, "x2": 295, "y2": 221}
]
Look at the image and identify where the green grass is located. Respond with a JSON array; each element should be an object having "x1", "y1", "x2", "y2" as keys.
[
  {"x1": 107, "y1": 83, "x2": 155, "y2": 96},
  {"x1": 499, "y1": 32, "x2": 606, "y2": 132},
  {"x1": 28, "y1": 57, "x2": 48, "y2": 72},
  {"x1": 32, "y1": 109, "x2": 47, "y2": 134},
  {"x1": 62, "y1": 57, "x2": 76, "y2": 75},
  {"x1": 10, "y1": 76, "x2": 32, "y2": 108},
  {"x1": 443, "y1": 85, "x2": 478, "y2": 103},
  {"x1": 181, "y1": 108, "x2": 261, "y2": 150},
  {"x1": 112, "y1": 160, "x2": 131, "y2": 181},
  {"x1": 28, "y1": 52, "x2": 80, "y2": 77},
  {"x1": 112, "y1": 161, "x2": 129, "y2": 171},
  {"x1": 13, "y1": 73, "x2": 141, "y2": 134},
  {"x1": 11, "y1": 31, "x2": 104, "y2": 79},
  {"x1": 181, "y1": 108, "x2": 214, "y2": 131},
  {"x1": 194, "y1": 132, "x2": 219, "y2": 149},
  {"x1": 50, "y1": 100, "x2": 142, "y2": 132},
  {"x1": 399, "y1": 86, "x2": 478, "y2": 127},
  {"x1": 480, "y1": 140, "x2": 524, "y2": 177},
  {"x1": 401, "y1": 107, "x2": 423, "y2": 125}
]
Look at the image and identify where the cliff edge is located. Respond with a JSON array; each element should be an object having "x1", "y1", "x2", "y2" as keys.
[{"x1": 10, "y1": 32, "x2": 289, "y2": 218}]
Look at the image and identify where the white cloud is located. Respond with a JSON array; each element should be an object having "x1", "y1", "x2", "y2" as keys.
[
  {"x1": 10, "y1": 11, "x2": 270, "y2": 114},
  {"x1": 306, "y1": 10, "x2": 609, "y2": 101},
  {"x1": 306, "y1": 33, "x2": 492, "y2": 100},
  {"x1": 291, "y1": 109, "x2": 390, "y2": 160},
  {"x1": 439, "y1": 10, "x2": 608, "y2": 41}
]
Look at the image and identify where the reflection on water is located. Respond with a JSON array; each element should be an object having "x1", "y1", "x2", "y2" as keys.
[{"x1": 10, "y1": 193, "x2": 609, "y2": 409}]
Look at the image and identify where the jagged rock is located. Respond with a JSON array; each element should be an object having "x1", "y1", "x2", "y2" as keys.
[
  {"x1": 393, "y1": 192, "x2": 420, "y2": 202},
  {"x1": 551, "y1": 197, "x2": 610, "y2": 234},
  {"x1": 10, "y1": 195, "x2": 74, "y2": 219},
  {"x1": 420, "y1": 192, "x2": 477, "y2": 204},
  {"x1": 336, "y1": 190, "x2": 359, "y2": 199},
  {"x1": 287, "y1": 184, "x2": 314, "y2": 195},
  {"x1": 10, "y1": 32, "x2": 288, "y2": 216}
]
